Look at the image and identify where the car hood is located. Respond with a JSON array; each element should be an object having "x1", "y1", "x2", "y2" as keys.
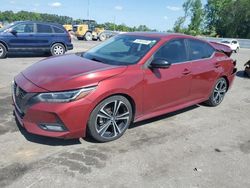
[{"x1": 22, "y1": 54, "x2": 127, "y2": 91}]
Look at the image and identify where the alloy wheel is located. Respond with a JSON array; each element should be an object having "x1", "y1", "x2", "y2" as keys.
[
  {"x1": 213, "y1": 79, "x2": 227, "y2": 105},
  {"x1": 0, "y1": 46, "x2": 3, "y2": 56},
  {"x1": 53, "y1": 45, "x2": 64, "y2": 55},
  {"x1": 95, "y1": 100, "x2": 130, "y2": 139}
]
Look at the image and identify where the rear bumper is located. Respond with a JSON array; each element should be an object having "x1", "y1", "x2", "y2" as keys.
[
  {"x1": 66, "y1": 44, "x2": 73, "y2": 51},
  {"x1": 228, "y1": 67, "x2": 237, "y2": 89}
]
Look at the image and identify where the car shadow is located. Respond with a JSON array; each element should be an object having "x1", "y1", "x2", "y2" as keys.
[
  {"x1": 6, "y1": 52, "x2": 50, "y2": 58},
  {"x1": 236, "y1": 70, "x2": 249, "y2": 79},
  {"x1": 15, "y1": 116, "x2": 81, "y2": 146},
  {"x1": 15, "y1": 105, "x2": 200, "y2": 145}
]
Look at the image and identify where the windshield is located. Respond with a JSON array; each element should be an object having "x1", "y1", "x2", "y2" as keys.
[
  {"x1": 82, "y1": 35, "x2": 159, "y2": 65},
  {"x1": 0, "y1": 23, "x2": 15, "y2": 32},
  {"x1": 221, "y1": 41, "x2": 230, "y2": 44}
]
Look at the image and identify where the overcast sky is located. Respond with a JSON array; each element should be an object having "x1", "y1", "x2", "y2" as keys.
[{"x1": 0, "y1": 0, "x2": 206, "y2": 31}]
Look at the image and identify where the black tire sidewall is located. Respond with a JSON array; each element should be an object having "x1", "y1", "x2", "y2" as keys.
[
  {"x1": 207, "y1": 77, "x2": 228, "y2": 106},
  {"x1": 0, "y1": 43, "x2": 7, "y2": 58},
  {"x1": 88, "y1": 95, "x2": 133, "y2": 142},
  {"x1": 99, "y1": 33, "x2": 106, "y2": 41},
  {"x1": 85, "y1": 32, "x2": 92, "y2": 41},
  {"x1": 51, "y1": 43, "x2": 65, "y2": 56}
]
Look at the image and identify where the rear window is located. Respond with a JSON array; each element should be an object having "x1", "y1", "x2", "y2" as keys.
[
  {"x1": 53, "y1": 26, "x2": 65, "y2": 33},
  {"x1": 37, "y1": 24, "x2": 53, "y2": 33},
  {"x1": 188, "y1": 39, "x2": 215, "y2": 60}
]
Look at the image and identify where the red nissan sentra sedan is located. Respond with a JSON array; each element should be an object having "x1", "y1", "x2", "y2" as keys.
[{"x1": 12, "y1": 33, "x2": 237, "y2": 142}]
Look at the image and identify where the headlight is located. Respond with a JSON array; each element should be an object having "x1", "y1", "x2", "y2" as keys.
[{"x1": 36, "y1": 86, "x2": 96, "y2": 103}]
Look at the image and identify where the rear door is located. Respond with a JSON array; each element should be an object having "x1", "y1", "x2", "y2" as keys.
[
  {"x1": 143, "y1": 38, "x2": 192, "y2": 114},
  {"x1": 8, "y1": 23, "x2": 35, "y2": 50},
  {"x1": 187, "y1": 39, "x2": 218, "y2": 100},
  {"x1": 34, "y1": 23, "x2": 54, "y2": 50}
]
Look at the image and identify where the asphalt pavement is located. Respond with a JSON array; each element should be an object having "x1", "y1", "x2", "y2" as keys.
[{"x1": 0, "y1": 40, "x2": 249, "y2": 188}]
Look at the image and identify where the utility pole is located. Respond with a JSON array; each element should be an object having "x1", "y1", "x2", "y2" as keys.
[
  {"x1": 87, "y1": 0, "x2": 90, "y2": 20},
  {"x1": 113, "y1": 16, "x2": 116, "y2": 31}
]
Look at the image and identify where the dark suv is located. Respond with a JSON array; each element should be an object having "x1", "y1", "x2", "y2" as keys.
[{"x1": 0, "y1": 21, "x2": 73, "y2": 58}]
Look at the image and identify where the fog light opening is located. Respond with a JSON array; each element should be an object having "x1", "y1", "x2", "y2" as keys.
[{"x1": 39, "y1": 123, "x2": 67, "y2": 132}]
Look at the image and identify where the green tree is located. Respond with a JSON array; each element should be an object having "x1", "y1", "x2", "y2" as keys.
[
  {"x1": 217, "y1": 0, "x2": 250, "y2": 38},
  {"x1": 188, "y1": 0, "x2": 203, "y2": 35},
  {"x1": 204, "y1": 0, "x2": 232, "y2": 36},
  {"x1": 173, "y1": 0, "x2": 203, "y2": 35}
]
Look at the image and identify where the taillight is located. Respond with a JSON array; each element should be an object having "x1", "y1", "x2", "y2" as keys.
[{"x1": 67, "y1": 31, "x2": 71, "y2": 42}]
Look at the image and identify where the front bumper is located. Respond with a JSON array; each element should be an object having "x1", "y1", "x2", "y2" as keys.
[{"x1": 13, "y1": 74, "x2": 93, "y2": 139}]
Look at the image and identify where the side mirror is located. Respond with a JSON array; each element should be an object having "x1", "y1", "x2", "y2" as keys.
[
  {"x1": 150, "y1": 58, "x2": 171, "y2": 69},
  {"x1": 10, "y1": 29, "x2": 17, "y2": 35}
]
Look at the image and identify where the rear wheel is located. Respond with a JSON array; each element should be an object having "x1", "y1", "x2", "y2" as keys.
[
  {"x1": 205, "y1": 77, "x2": 228, "y2": 106},
  {"x1": 88, "y1": 95, "x2": 133, "y2": 142},
  {"x1": 51, "y1": 43, "x2": 66, "y2": 56},
  {"x1": 84, "y1": 32, "x2": 92, "y2": 41},
  {"x1": 0, "y1": 43, "x2": 7, "y2": 58},
  {"x1": 99, "y1": 33, "x2": 107, "y2": 41}
]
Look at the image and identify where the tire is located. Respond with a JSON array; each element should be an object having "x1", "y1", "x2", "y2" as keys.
[
  {"x1": 0, "y1": 43, "x2": 7, "y2": 58},
  {"x1": 77, "y1": 37, "x2": 83, "y2": 40},
  {"x1": 84, "y1": 32, "x2": 92, "y2": 41},
  {"x1": 99, "y1": 33, "x2": 107, "y2": 41},
  {"x1": 235, "y1": 47, "x2": 239, "y2": 53},
  {"x1": 88, "y1": 95, "x2": 133, "y2": 142},
  {"x1": 205, "y1": 77, "x2": 228, "y2": 107},
  {"x1": 50, "y1": 43, "x2": 66, "y2": 56}
]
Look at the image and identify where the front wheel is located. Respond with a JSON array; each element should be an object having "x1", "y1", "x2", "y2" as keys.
[
  {"x1": 88, "y1": 95, "x2": 133, "y2": 142},
  {"x1": 84, "y1": 32, "x2": 92, "y2": 41},
  {"x1": 99, "y1": 33, "x2": 107, "y2": 41},
  {"x1": 51, "y1": 43, "x2": 66, "y2": 56},
  {"x1": 0, "y1": 43, "x2": 7, "y2": 58},
  {"x1": 205, "y1": 77, "x2": 228, "y2": 107}
]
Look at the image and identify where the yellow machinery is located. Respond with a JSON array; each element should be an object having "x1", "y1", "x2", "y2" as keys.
[
  {"x1": 73, "y1": 20, "x2": 106, "y2": 41},
  {"x1": 0, "y1": 23, "x2": 3, "y2": 29},
  {"x1": 63, "y1": 24, "x2": 73, "y2": 32}
]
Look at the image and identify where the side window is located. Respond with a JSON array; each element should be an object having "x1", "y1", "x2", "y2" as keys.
[
  {"x1": 188, "y1": 39, "x2": 215, "y2": 60},
  {"x1": 154, "y1": 39, "x2": 188, "y2": 64},
  {"x1": 13, "y1": 23, "x2": 34, "y2": 33},
  {"x1": 37, "y1": 24, "x2": 53, "y2": 33},
  {"x1": 53, "y1": 26, "x2": 65, "y2": 33}
]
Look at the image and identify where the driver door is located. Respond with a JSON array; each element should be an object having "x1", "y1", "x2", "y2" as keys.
[
  {"x1": 8, "y1": 23, "x2": 35, "y2": 50},
  {"x1": 143, "y1": 38, "x2": 192, "y2": 114}
]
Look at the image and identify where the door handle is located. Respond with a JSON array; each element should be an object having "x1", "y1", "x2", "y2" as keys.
[{"x1": 182, "y1": 68, "x2": 191, "y2": 75}]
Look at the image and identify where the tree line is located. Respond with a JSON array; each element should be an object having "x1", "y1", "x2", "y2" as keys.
[
  {"x1": 173, "y1": 0, "x2": 250, "y2": 38},
  {"x1": 0, "y1": 10, "x2": 153, "y2": 32},
  {"x1": 1, "y1": 1, "x2": 249, "y2": 39}
]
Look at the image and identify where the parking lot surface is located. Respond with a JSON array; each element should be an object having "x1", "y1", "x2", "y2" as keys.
[{"x1": 0, "y1": 40, "x2": 250, "y2": 188}]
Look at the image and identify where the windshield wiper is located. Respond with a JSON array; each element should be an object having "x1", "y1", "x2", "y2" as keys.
[{"x1": 91, "y1": 57, "x2": 104, "y2": 63}]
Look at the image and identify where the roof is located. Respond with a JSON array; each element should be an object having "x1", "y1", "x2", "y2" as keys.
[
  {"x1": 12, "y1": 21, "x2": 63, "y2": 28},
  {"x1": 122, "y1": 32, "x2": 195, "y2": 39}
]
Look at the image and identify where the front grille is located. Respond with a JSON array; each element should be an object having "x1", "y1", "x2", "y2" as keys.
[
  {"x1": 13, "y1": 83, "x2": 27, "y2": 113},
  {"x1": 13, "y1": 82, "x2": 37, "y2": 117}
]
